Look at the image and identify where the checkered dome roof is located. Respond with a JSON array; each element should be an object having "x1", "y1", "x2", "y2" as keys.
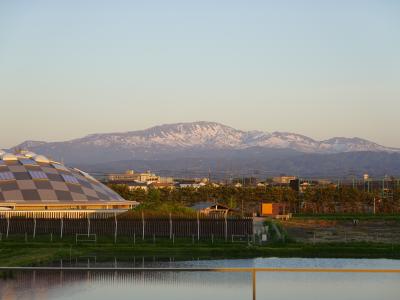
[{"x1": 0, "y1": 152, "x2": 126, "y2": 203}]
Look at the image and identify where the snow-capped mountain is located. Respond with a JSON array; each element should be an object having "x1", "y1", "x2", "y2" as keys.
[
  {"x1": 10, "y1": 121, "x2": 399, "y2": 165},
  {"x1": 57, "y1": 121, "x2": 398, "y2": 152}
]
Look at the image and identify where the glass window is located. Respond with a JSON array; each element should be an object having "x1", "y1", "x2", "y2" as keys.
[
  {"x1": 29, "y1": 171, "x2": 48, "y2": 180},
  {"x1": 52, "y1": 163, "x2": 69, "y2": 172},
  {"x1": 75, "y1": 168, "x2": 97, "y2": 182},
  {"x1": 62, "y1": 174, "x2": 79, "y2": 184},
  {"x1": 0, "y1": 171, "x2": 15, "y2": 181},
  {"x1": 19, "y1": 158, "x2": 38, "y2": 166}
]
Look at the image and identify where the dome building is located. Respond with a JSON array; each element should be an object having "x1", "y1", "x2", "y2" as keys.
[{"x1": 0, "y1": 151, "x2": 136, "y2": 218}]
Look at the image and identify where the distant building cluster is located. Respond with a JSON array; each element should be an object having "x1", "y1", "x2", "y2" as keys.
[
  {"x1": 106, "y1": 170, "x2": 399, "y2": 201},
  {"x1": 107, "y1": 170, "x2": 211, "y2": 190}
]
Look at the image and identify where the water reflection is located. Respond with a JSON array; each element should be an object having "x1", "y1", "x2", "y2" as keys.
[
  {"x1": 0, "y1": 270, "x2": 251, "y2": 300},
  {"x1": 1, "y1": 258, "x2": 400, "y2": 300},
  {"x1": 49, "y1": 256, "x2": 400, "y2": 270}
]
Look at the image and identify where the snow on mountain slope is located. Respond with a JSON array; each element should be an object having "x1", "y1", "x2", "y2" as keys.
[
  {"x1": 319, "y1": 137, "x2": 399, "y2": 153},
  {"x1": 78, "y1": 122, "x2": 247, "y2": 149},
  {"x1": 11, "y1": 121, "x2": 400, "y2": 155}
]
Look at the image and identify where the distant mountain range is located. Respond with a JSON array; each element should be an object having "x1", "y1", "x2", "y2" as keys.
[{"x1": 10, "y1": 122, "x2": 400, "y2": 178}]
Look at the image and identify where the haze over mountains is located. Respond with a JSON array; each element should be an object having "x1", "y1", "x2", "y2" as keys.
[{"x1": 11, "y1": 122, "x2": 400, "y2": 178}]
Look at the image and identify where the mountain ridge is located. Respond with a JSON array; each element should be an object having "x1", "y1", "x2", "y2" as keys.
[
  {"x1": 7, "y1": 121, "x2": 400, "y2": 177},
  {"x1": 11, "y1": 121, "x2": 399, "y2": 157}
]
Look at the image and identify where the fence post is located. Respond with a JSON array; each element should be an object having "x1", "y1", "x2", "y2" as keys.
[
  {"x1": 142, "y1": 211, "x2": 145, "y2": 240},
  {"x1": 197, "y1": 212, "x2": 200, "y2": 241},
  {"x1": 114, "y1": 212, "x2": 118, "y2": 244},
  {"x1": 6, "y1": 217, "x2": 9, "y2": 238},
  {"x1": 169, "y1": 213, "x2": 172, "y2": 239},
  {"x1": 87, "y1": 215, "x2": 90, "y2": 236},
  {"x1": 33, "y1": 217, "x2": 36, "y2": 239},
  {"x1": 60, "y1": 218, "x2": 64, "y2": 239},
  {"x1": 224, "y1": 215, "x2": 228, "y2": 242}
]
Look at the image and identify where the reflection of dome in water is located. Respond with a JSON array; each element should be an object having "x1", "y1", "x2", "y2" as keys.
[{"x1": 0, "y1": 151, "x2": 135, "y2": 214}]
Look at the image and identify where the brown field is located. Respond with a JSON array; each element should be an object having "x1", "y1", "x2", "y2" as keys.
[{"x1": 282, "y1": 219, "x2": 400, "y2": 244}]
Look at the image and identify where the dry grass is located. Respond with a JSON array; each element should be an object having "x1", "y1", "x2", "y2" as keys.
[{"x1": 282, "y1": 219, "x2": 400, "y2": 244}]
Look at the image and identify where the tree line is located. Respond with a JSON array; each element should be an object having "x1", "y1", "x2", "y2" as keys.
[{"x1": 109, "y1": 184, "x2": 400, "y2": 215}]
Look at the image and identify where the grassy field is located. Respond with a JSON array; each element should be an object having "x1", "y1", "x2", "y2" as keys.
[{"x1": 0, "y1": 234, "x2": 400, "y2": 267}]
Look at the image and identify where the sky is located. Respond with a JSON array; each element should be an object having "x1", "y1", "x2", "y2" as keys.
[{"x1": 0, "y1": 0, "x2": 399, "y2": 148}]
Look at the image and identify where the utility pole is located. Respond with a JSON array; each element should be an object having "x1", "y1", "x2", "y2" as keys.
[{"x1": 373, "y1": 197, "x2": 376, "y2": 215}]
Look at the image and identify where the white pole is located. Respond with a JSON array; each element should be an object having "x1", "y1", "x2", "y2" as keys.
[
  {"x1": 224, "y1": 215, "x2": 228, "y2": 241},
  {"x1": 33, "y1": 218, "x2": 36, "y2": 239},
  {"x1": 87, "y1": 216, "x2": 90, "y2": 236},
  {"x1": 60, "y1": 218, "x2": 64, "y2": 239},
  {"x1": 169, "y1": 213, "x2": 172, "y2": 239},
  {"x1": 6, "y1": 217, "x2": 9, "y2": 238},
  {"x1": 197, "y1": 212, "x2": 200, "y2": 241},
  {"x1": 142, "y1": 211, "x2": 145, "y2": 240},
  {"x1": 373, "y1": 197, "x2": 376, "y2": 215},
  {"x1": 114, "y1": 212, "x2": 117, "y2": 243},
  {"x1": 252, "y1": 269, "x2": 256, "y2": 300}
]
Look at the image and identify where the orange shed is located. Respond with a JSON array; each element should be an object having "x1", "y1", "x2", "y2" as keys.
[{"x1": 261, "y1": 203, "x2": 286, "y2": 216}]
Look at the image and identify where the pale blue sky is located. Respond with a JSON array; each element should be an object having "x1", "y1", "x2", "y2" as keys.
[{"x1": 0, "y1": 0, "x2": 399, "y2": 148}]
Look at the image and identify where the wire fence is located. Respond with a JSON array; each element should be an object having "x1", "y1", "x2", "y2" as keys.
[{"x1": 0, "y1": 217, "x2": 253, "y2": 239}]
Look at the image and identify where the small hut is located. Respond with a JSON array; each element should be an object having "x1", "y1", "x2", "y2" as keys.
[
  {"x1": 261, "y1": 202, "x2": 288, "y2": 217},
  {"x1": 191, "y1": 202, "x2": 231, "y2": 216}
]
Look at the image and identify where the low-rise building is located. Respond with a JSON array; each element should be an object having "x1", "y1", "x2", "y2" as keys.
[
  {"x1": 138, "y1": 171, "x2": 160, "y2": 183},
  {"x1": 108, "y1": 170, "x2": 139, "y2": 182},
  {"x1": 191, "y1": 202, "x2": 231, "y2": 216},
  {"x1": 178, "y1": 182, "x2": 206, "y2": 189},
  {"x1": 174, "y1": 178, "x2": 207, "y2": 189},
  {"x1": 111, "y1": 180, "x2": 148, "y2": 191},
  {"x1": 158, "y1": 176, "x2": 174, "y2": 184},
  {"x1": 108, "y1": 170, "x2": 160, "y2": 184},
  {"x1": 149, "y1": 182, "x2": 175, "y2": 189},
  {"x1": 272, "y1": 176, "x2": 297, "y2": 184}
]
